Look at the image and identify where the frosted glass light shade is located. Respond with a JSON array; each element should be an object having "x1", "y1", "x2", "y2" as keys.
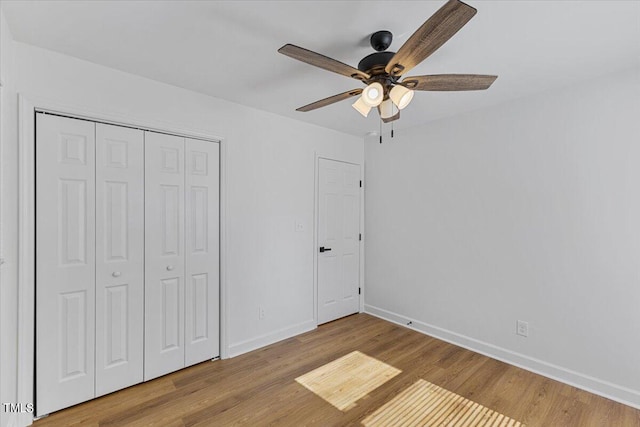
[
  {"x1": 352, "y1": 96, "x2": 372, "y2": 117},
  {"x1": 362, "y1": 82, "x2": 384, "y2": 107},
  {"x1": 390, "y1": 85, "x2": 414, "y2": 110},
  {"x1": 379, "y1": 99, "x2": 394, "y2": 119}
]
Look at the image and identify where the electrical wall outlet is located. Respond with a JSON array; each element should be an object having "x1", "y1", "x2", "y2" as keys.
[
  {"x1": 516, "y1": 320, "x2": 529, "y2": 337},
  {"x1": 259, "y1": 307, "x2": 265, "y2": 320},
  {"x1": 295, "y1": 221, "x2": 304, "y2": 232}
]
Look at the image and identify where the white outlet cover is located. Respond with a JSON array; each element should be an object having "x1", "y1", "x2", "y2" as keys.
[
  {"x1": 295, "y1": 221, "x2": 304, "y2": 232},
  {"x1": 516, "y1": 320, "x2": 529, "y2": 337}
]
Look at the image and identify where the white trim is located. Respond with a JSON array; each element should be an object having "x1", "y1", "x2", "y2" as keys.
[
  {"x1": 364, "y1": 303, "x2": 640, "y2": 410},
  {"x1": 227, "y1": 319, "x2": 316, "y2": 358},
  {"x1": 219, "y1": 135, "x2": 229, "y2": 359},
  {"x1": 17, "y1": 95, "x2": 36, "y2": 427},
  {"x1": 26, "y1": 92, "x2": 224, "y2": 142},
  {"x1": 358, "y1": 159, "x2": 365, "y2": 314},
  {"x1": 17, "y1": 93, "x2": 229, "y2": 425},
  {"x1": 314, "y1": 156, "x2": 364, "y2": 326},
  {"x1": 312, "y1": 151, "x2": 318, "y2": 325}
]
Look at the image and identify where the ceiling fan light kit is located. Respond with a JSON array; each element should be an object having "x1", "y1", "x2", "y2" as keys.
[
  {"x1": 379, "y1": 99, "x2": 395, "y2": 120},
  {"x1": 362, "y1": 82, "x2": 384, "y2": 107},
  {"x1": 389, "y1": 85, "x2": 414, "y2": 110},
  {"x1": 352, "y1": 96, "x2": 372, "y2": 117},
  {"x1": 278, "y1": 0, "x2": 497, "y2": 126}
]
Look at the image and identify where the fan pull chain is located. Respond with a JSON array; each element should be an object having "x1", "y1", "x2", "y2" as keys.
[
  {"x1": 389, "y1": 103, "x2": 395, "y2": 139},
  {"x1": 379, "y1": 118, "x2": 382, "y2": 144}
]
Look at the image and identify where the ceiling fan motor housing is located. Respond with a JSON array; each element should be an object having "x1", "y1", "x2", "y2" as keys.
[
  {"x1": 359, "y1": 31, "x2": 397, "y2": 77},
  {"x1": 357, "y1": 51, "x2": 395, "y2": 74}
]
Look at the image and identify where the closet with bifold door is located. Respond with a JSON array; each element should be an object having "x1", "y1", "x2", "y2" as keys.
[
  {"x1": 35, "y1": 113, "x2": 220, "y2": 416},
  {"x1": 144, "y1": 131, "x2": 220, "y2": 380}
]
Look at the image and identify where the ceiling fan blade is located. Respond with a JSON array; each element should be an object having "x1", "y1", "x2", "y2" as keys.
[
  {"x1": 385, "y1": 0, "x2": 477, "y2": 77},
  {"x1": 296, "y1": 89, "x2": 363, "y2": 112},
  {"x1": 279, "y1": 44, "x2": 370, "y2": 81},
  {"x1": 402, "y1": 74, "x2": 497, "y2": 91}
]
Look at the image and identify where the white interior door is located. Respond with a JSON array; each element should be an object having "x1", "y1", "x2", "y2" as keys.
[
  {"x1": 144, "y1": 131, "x2": 186, "y2": 381},
  {"x1": 36, "y1": 113, "x2": 96, "y2": 415},
  {"x1": 317, "y1": 159, "x2": 361, "y2": 325},
  {"x1": 184, "y1": 138, "x2": 220, "y2": 365},
  {"x1": 95, "y1": 123, "x2": 144, "y2": 396}
]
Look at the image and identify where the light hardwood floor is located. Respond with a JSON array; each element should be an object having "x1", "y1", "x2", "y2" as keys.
[{"x1": 34, "y1": 314, "x2": 640, "y2": 426}]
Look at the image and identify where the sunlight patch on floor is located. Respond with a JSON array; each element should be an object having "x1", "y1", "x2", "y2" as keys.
[
  {"x1": 362, "y1": 379, "x2": 523, "y2": 427},
  {"x1": 295, "y1": 351, "x2": 402, "y2": 411}
]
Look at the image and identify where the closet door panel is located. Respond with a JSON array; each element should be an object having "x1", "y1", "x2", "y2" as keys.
[
  {"x1": 36, "y1": 114, "x2": 96, "y2": 415},
  {"x1": 185, "y1": 139, "x2": 220, "y2": 365},
  {"x1": 144, "y1": 132, "x2": 185, "y2": 380},
  {"x1": 95, "y1": 124, "x2": 144, "y2": 396}
]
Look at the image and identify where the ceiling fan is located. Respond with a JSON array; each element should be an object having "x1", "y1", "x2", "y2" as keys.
[{"x1": 278, "y1": 0, "x2": 497, "y2": 123}]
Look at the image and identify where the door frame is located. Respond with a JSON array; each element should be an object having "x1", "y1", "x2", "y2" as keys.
[
  {"x1": 313, "y1": 155, "x2": 365, "y2": 326},
  {"x1": 17, "y1": 94, "x2": 228, "y2": 424}
]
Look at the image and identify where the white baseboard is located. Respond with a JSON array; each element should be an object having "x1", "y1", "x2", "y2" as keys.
[
  {"x1": 364, "y1": 304, "x2": 640, "y2": 410},
  {"x1": 228, "y1": 319, "x2": 316, "y2": 358}
]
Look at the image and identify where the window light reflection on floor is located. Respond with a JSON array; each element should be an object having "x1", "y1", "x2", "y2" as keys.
[
  {"x1": 362, "y1": 379, "x2": 523, "y2": 427},
  {"x1": 295, "y1": 351, "x2": 402, "y2": 411}
]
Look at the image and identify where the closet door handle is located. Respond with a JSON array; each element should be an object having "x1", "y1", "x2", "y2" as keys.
[
  {"x1": 319, "y1": 247, "x2": 332, "y2": 253},
  {"x1": 112, "y1": 271, "x2": 121, "y2": 278},
  {"x1": 166, "y1": 265, "x2": 174, "y2": 271}
]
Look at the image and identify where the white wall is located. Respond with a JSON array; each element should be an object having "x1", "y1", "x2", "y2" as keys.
[
  {"x1": 364, "y1": 67, "x2": 640, "y2": 407},
  {"x1": 0, "y1": 40, "x2": 363, "y2": 426},
  {"x1": 1, "y1": 8, "x2": 19, "y2": 427}
]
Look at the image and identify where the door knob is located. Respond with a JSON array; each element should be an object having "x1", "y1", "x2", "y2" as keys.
[
  {"x1": 112, "y1": 271, "x2": 121, "y2": 277},
  {"x1": 319, "y1": 247, "x2": 332, "y2": 253},
  {"x1": 166, "y1": 265, "x2": 174, "y2": 271}
]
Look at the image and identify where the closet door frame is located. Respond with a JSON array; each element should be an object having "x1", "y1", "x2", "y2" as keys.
[{"x1": 16, "y1": 95, "x2": 227, "y2": 423}]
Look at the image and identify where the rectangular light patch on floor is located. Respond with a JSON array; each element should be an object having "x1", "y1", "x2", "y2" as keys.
[
  {"x1": 295, "y1": 351, "x2": 402, "y2": 411},
  {"x1": 362, "y1": 379, "x2": 523, "y2": 427}
]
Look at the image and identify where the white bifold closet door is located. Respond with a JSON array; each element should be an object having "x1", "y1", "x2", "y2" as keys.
[
  {"x1": 94, "y1": 123, "x2": 144, "y2": 396},
  {"x1": 36, "y1": 114, "x2": 97, "y2": 415},
  {"x1": 36, "y1": 115, "x2": 219, "y2": 413},
  {"x1": 144, "y1": 132, "x2": 219, "y2": 380},
  {"x1": 144, "y1": 132, "x2": 186, "y2": 380},
  {"x1": 184, "y1": 138, "x2": 220, "y2": 366},
  {"x1": 36, "y1": 114, "x2": 145, "y2": 415}
]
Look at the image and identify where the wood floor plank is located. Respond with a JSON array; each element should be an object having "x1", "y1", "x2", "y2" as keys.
[{"x1": 33, "y1": 314, "x2": 640, "y2": 426}]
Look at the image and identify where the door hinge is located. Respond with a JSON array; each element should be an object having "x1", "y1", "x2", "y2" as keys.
[
  {"x1": 359, "y1": 233, "x2": 362, "y2": 241},
  {"x1": 359, "y1": 180, "x2": 362, "y2": 188},
  {"x1": 358, "y1": 287, "x2": 361, "y2": 295}
]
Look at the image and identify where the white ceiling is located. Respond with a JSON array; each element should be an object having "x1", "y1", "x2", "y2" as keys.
[{"x1": 2, "y1": 1, "x2": 639, "y2": 136}]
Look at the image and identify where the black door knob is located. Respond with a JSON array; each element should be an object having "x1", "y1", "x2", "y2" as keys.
[{"x1": 319, "y1": 246, "x2": 332, "y2": 253}]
